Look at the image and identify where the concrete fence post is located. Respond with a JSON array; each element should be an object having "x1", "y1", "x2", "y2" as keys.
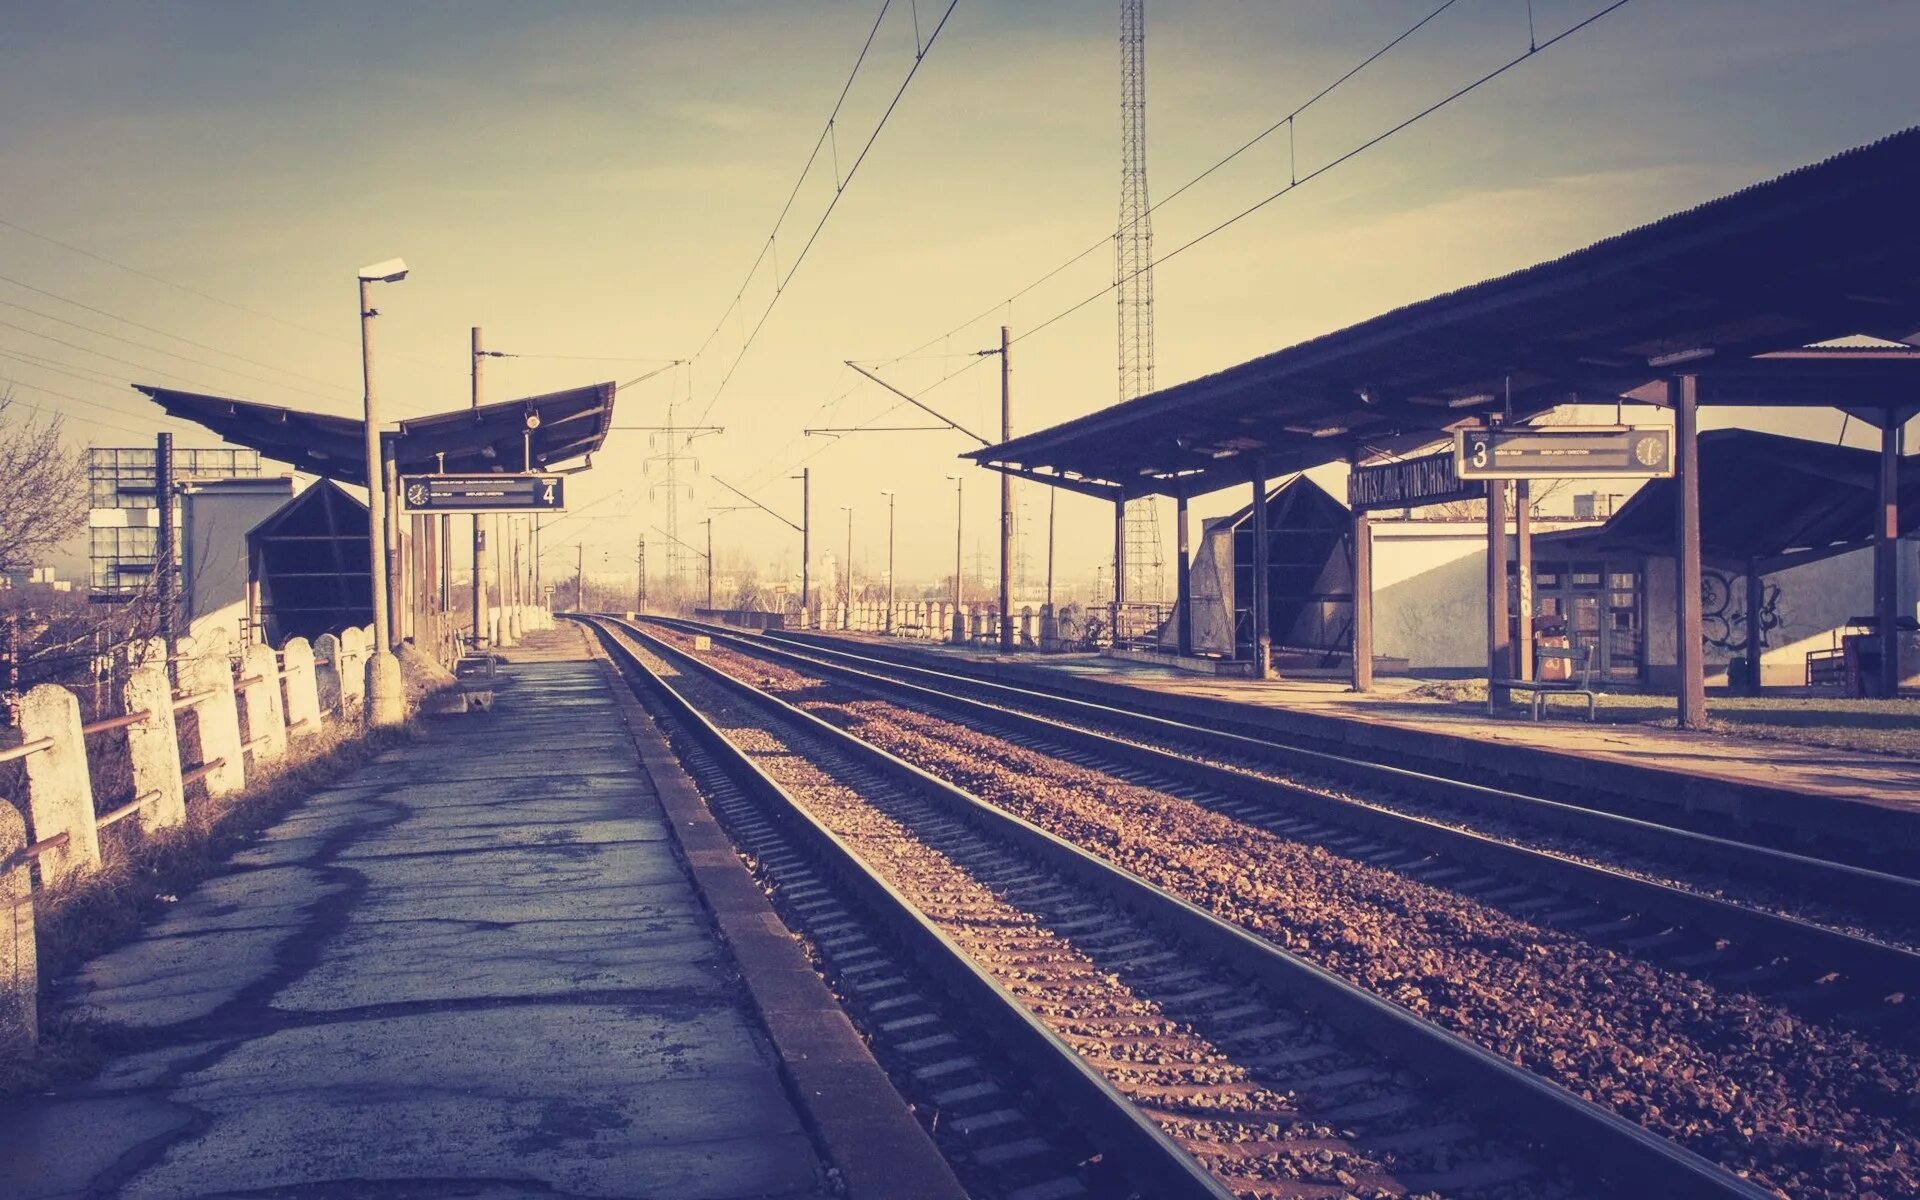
[
  {"x1": 122, "y1": 664, "x2": 186, "y2": 831},
  {"x1": 239, "y1": 643, "x2": 287, "y2": 766},
  {"x1": 337, "y1": 629, "x2": 367, "y2": 714},
  {"x1": 281, "y1": 638, "x2": 322, "y2": 736},
  {"x1": 18, "y1": 684, "x2": 100, "y2": 885},
  {"x1": 0, "y1": 801, "x2": 36, "y2": 1053},
  {"x1": 182, "y1": 651, "x2": 245, "y2": 799},
  {"x1": 314, "y1": 634, "x2": 344, "y2": 717}
]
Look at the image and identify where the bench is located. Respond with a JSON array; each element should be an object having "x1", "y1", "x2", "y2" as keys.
[{"x1": 1492, "y1": 644, "x2": 1600, "y2": 721}]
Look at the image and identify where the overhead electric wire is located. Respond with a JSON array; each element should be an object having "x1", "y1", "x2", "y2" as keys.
[
  {"x1": 688, "y1": 0, "x2": 897, "y2": 366},
  {"x1": 0, "y1": 376, "x2": 191, "y2": 435},
  {"x1": 0, "y1": 296, "x2": 349, "y2": 403},
  {"x1": 750, "y1": 0, "x2": 1632, "y2": 495},
  {"x1": 0, "y1": 216, "x2": 442, "y2": 368},
  {"x1": 689, "y1": 0, "x2": 962, "y2": 430},
  {"x1": 1008, "y1": 0, "x2": 1636, "y2": 349},
  {"x1": 884, "y1": 0, "x2": 1479, "y2": 365},
  {"x1": 0, "y1": 271, "x2": 352, "y2": 393}
]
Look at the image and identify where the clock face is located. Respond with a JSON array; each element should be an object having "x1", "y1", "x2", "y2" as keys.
[
  {"x1": 1632, "y1": 434, "x2": 1665, "y2": 468},
  {"x1": 405, "y1": 482, "x2": 430, "y2": 506}
]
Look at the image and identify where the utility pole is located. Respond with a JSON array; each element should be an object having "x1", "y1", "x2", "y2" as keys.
[
  {"x1": 945, "y1": 475, "x2": 964, "y2": 642},
  {"x1": 576, "y1": 543, "x2": 586, "y2": 611},
  {"x1": 840, "y1": 506, "x2": 854, "y2": 623},
  {"x1": 470, "y1": 327, "x2": 489, "y2": 650},
  {"x1": 704, "y1": 517, "x2": 715, "y2": 611},
  {"x1": 154, "y1": 432, "x2": 176, "y2": 657},
  {"x1": 796, "y1": 468, "x2": 811, "y2": 618},
  {"x1": 881, "y1": 490, "x2": 896, "y2": 635},
  {"x1": 636, "y1": 536, "x2": 646, "y2": 612},
  {"x1": 998, "y1": 325, "x2": 1014, "y2": 650}
]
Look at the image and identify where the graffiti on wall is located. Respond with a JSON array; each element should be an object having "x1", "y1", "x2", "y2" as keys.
[{"x1": 1702, "y1": 570, "x2": 1782, "y2": 654}]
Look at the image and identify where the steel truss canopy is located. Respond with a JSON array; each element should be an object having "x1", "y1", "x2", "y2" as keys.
[
  {"x1": 132, "y1": 381, "x2": 618, "y2": 488},
  {"x1": 966, "y1": 127, "x2": 1920, "y2": 500}
]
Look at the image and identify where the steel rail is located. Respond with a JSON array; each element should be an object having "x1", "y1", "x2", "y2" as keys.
[
  {"x1": 668, "y1": 618, "x2": 1920, "y2": 998},
  {"x1": 606, "y1": 615, "x2": 1770, "y2": 1200},
  {"x1": 579, "y1": 616, "x2": 1233, "y2": 1200},
  {"x1": 756, "y1": 626, "x2": 1920, "y2": 908}
]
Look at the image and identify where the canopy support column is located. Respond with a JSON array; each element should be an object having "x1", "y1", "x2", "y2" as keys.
[
  {"x1": 1251, "y1": 461, "x2": 1271, "y2": 680},
  {"x1": 1515, "y1": 479, "x2": 1534, "y2": 681},
  {"x1": 1745, "y1": 558, "x2": 1765, "y2": 695},
  {"x1": 1673, "y1": 374, "x2": 1708, "y2": 729},
  {"x1": 1175, "y1": 493, "x2": 1193, "y2": 657},
  {"x1": 1877, "y1": 414, "x2": 1904, "y2": 697},
  {"x1": 1486, "y1": 478, "x2": 1510, "y2": 711},
  {"x1": 1351, "y1": 510, "x2": 1373, "y2": 693},
  {"x1": 1112, "y1": 496, "x2": 1126, "y2": 645}
]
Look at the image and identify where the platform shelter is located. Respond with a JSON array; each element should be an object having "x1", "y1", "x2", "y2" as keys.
[
  {"x1": 968, "y1": 128, "x2": 1920, "y2": 726},
  {"x1": 133, "y1": 382, "x2": 618, "y2": 656}
]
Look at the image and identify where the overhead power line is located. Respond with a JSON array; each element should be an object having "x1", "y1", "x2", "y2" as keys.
[
  {"x1": 886, "y1": 0, "x2": 1490, "y2": 364},
  {"x1": 1010, "y1": 0, "x2": 1637, "y2": 348},
  {"x1": 0, "y1": 217, "x2": 441, "y2": 369},
  {"x1": 0, "y1": 296, "x2": 348, "y2": 403},
  {"x1": 0, "y1": 271, "x2": 351, "y2": 393},
  {"x1": 688, "y1": 0, "x2": 963, "y2": 430}
]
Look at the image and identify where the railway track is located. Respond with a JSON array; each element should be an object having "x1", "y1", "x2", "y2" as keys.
[
  {"x1": 762, "y1": 627, "x2": 1920, "y2": 897},
  {"x1": 636, "y1": 615, "x2": 1920, "y2": 1199},
  {"x1": 585, "y1": 614, "x2": 1774, "y2": 1199},
  {"x1": 697, "y1": 619, "x2": 1920, "y2": 997}
]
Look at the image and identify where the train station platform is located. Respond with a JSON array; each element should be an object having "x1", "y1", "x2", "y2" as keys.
[
  {"x1": 0, "y1": 626, "x2": 942, "y2": 1200},
  {"x1": 786, "y1": 631, "x2": 1920, "y2": 857}
]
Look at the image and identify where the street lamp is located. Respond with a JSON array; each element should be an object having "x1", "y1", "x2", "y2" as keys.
[
  {"x1": 879, "y1": 490, "x2": 896, "y2": 635},
  {"x1": 358, "y1": 257, "x2": 408, "y2": 728},
  {"x1": 839, "y1": 505, "x2": 854, "y2": 630},
  {"x1": 944, "y1": 474, "x2": 964, "y2": 643}
]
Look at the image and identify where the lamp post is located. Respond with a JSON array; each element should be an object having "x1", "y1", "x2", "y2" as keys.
[
  {"x1": 880, "y1": 490, "x2": 896, "y2": 635},
  {"x1": 357, "y1": 257, "x2": 408, "y2": 728},
  {"x1": 945, "y1": 474, "x2": 964, "y2": 643}
]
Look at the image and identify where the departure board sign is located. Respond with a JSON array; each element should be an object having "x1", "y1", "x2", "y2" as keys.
[
  {"x1": 1348, "y1": 451, "x2": 1485, "y2": 512},
  {"x1": 1455, "y1": 426, "x2": 1673, "y2": 480},
  {"x1": 400, "y1": 473, "x2": 566, "y2": 513}
]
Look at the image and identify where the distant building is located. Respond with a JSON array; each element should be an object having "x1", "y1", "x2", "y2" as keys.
[{"x1": 87, "y1": 446, "x2": 261, "y2": 600}]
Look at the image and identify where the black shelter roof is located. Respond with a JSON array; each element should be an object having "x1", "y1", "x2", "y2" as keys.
[
  {"x1": 1538, "y1": 429, "x2": 1920, "y2": 570},
  {"x1": 134, "y1": 381, "x2": 618, "y2": 488},
  {"x1": 968, "y1": 127, "x2": 1920, "y2": 501}
]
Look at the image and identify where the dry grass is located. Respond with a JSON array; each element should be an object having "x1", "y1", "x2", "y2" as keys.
[{"x1": 1, "y1": 718, "x2": 409, "y2": 1096}]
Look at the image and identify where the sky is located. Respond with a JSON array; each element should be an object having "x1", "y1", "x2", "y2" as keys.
[{"x1": 2, "y1": 0, "x2": 1916, "y2": 593}]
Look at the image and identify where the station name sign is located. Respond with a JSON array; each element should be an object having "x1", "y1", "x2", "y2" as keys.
[
  {"x1": 1455, "y1": 426, "x2": 1672, "y2": 480},
  {"x1": 400, "y1": 473, "x2": 566, "y2": 514},
  {"x1": 1348, "y1": 451, "x2": 1485, "y2": 513}
]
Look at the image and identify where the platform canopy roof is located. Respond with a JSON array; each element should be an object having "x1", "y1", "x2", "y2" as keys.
[
  {"x1": 967, "y1": 127, "x2": 1920, "y2": 502},
  {"x1": 133, "y1": 381, "x2": 618, "y2": 488},
  {"x1": 1539, "y1": 429, "x2": 1920, "y2": 572}
]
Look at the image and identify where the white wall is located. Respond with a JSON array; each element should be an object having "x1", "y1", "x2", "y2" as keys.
[
  {"x1": 181, "y1": 478, "x2": 295, "y2": 648},
  {"x1": 1645, "y1": 539, "x2": 1920, "y2": 687}
]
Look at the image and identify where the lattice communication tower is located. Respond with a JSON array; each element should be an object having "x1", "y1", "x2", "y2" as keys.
[{"x1": 1117, "y1": 0, "x2": 1166, "y2": 603}]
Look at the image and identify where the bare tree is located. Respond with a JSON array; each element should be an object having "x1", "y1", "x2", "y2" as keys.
[{"x1": 0, "y1": 394, "x2": 88, "y2": 572}]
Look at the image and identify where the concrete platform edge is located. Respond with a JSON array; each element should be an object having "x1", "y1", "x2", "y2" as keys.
[{"x1": 584, "y1": 630, "x2": 965, "y2": 1200}]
